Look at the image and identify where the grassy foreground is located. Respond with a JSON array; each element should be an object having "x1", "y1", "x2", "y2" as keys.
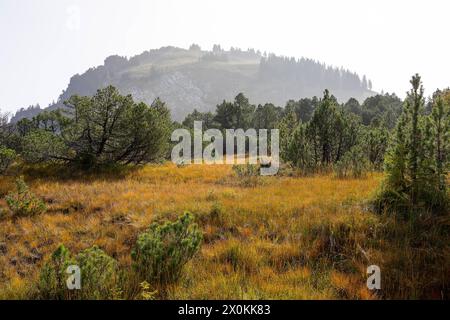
[{"x1": 0, "y1": 163, "x2": 448, "y2": 299}]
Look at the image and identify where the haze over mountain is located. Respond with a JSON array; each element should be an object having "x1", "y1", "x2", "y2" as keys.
[{"x1": 11, "y1": 45, "x2": 375, "y2": 122}]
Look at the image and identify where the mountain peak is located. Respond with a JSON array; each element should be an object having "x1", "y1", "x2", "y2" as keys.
[{"x1": 12, "y1": 46, "x2": 374, "y2": 122}]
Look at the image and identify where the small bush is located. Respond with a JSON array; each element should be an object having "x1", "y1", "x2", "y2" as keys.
[
  {"x1": 131, "y1": 212, "x2": 202, "y2": 285},
  {"x1": 0, "y1": 147, "x2": 16, "y2": 174},
  {"x1": 76, "y1": 246, "x2": 119, "y2": 299},
  {"x1": 37, "y1": 245, "x2": 119, "y2": 300},
  {"x1": 37, "y1": 245, "x2": 76, "y2": 300},
  {"x1": 5, "y1": 177, "x2": 46, "y2": 218}
]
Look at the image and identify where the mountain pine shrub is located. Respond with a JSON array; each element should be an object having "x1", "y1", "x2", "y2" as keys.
[
  {"x1": 75, "y1": 246, "x2": 119, "y2": 299},
  {"x1": 37, "y1": 245, "x2": 119, "y2": 300},
  {"x1": 5, "y1": 177, "x2": 46, "y2": 217},
  {"x1": 37, "y1": 245, "x2": 76, "y2": 300},
  {"x1": 131, "y1": 212, "x2": 202, "y2": 285}
]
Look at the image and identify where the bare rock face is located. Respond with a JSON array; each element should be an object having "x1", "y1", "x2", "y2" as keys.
[{"x1": 12, "y1": 46, "x2": 375, "y2": 122}]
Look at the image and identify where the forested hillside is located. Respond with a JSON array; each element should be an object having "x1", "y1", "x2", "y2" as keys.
[{"x1": 11, "y1": 45, "x2": 375, "y2": 122}]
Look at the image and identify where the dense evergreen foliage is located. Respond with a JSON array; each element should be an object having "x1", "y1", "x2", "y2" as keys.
[
  {"x1": 38, "y1": 244, "x2": 118, "y2": 300},
  {"x1": 375, "y1": 75, "x2": 449, "y2": 214},
  {"x1": 132, "y1": 212, "x2": 202, "y2": 285},
  {"x1": 9, "y1": 86, "x2": 172, "y2": 169},
  {"x1": 177, "y1": 77, "x2": 449, "y2": 215},
  {"x1": 180, "y1": 90, "x2": 398, "y2": 176}
]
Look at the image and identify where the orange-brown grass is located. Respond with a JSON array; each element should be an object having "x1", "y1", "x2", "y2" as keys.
[{"x1": 0, "y1": 163, "x2": 447, "y2": 299}]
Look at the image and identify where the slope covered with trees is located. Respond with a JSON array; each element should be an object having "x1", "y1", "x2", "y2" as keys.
[{"x1": 11, "y1": 46, "x2": 375, "y2": 122}]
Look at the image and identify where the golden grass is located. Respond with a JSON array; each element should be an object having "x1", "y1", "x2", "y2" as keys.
[{"x1": 0, "y1": 163, "x2": 447, "y2": 299}]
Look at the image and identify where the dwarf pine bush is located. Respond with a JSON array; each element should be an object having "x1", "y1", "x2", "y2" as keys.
[
  {"x1": 38, "y1": 245, "x2": 118, "y2": 300},
  {"x1": 131, "y1": 212, "x2": 202, "y2": 285},
  {"x1": 19, "y1": 87, "x2": 172, "y2": 169},
  {"x1": 38, "y1": 245, "x2": 76, "y2": 300},
  {"x1": 75, "y1": 246, "x2": 119, "y2": 300},
  {"x1": 5, "y1": 177, "x2": 46, "y2": 217}
]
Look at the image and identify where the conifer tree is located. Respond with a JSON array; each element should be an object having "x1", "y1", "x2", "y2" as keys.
[
  {"x1": 307, "y1": 89, "x2": 338, "y2": 165},
  {"x1": 377, "y1": 75, "x2": 448, "y2": 214},
  {"x1": 286, "y1": 124, "x2": 314, "y2": 173},
  {"x1": 431, "y1": 95, "x2": 449, "y2": 191},
  {"x1": 279, "y1": 109, "x2": 298, "y2": 162},
  {"x1": 406, "y1": 74, "x2": 425, "y2": 205},
  {"x1": 384, "y1": 108, "x2": 409, "y2": 193}
]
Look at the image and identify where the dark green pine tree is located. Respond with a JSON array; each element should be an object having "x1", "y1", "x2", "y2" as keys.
[
  {"x1": 278, "y1": 109, "x2": 298, "y2": 162},
  {"x1": 307, "y1": 89, "x2": 339, "y2": 166},
  {"x1": 431, "y1": 95, "x2": 449, "y2": 191},
  {"x1": 406, "y1": 74, "x2": 425, "y2": 205},
  {"x1": 384, "y1": 106, "x2": 409, "y2": 194},
  {"x1": 379, "y1": 74, "x2": 448, "y2": 214},
  {"x1": 286, "y1": 123, "x2": 314, "y2": 173}
]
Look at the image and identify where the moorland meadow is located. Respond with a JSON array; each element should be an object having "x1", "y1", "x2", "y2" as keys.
[{"x1": 0, "y1": 163, "x2": 447, "y2": 299}]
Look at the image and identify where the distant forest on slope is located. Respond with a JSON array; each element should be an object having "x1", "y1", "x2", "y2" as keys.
[{"x1": 10, "y1": 45, "x2": 375, "y2": 122}]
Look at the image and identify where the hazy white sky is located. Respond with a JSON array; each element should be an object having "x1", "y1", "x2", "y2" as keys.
[{"x1": 0, "y1": 0, "x2": 449, "y2": 113}]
